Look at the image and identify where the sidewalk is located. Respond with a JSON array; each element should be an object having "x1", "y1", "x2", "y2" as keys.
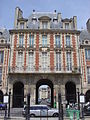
[{"x1": 0, "y1": 117, "x2": 90, "y2": 120}]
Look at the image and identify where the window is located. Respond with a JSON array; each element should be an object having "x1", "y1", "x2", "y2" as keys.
[
  {"x1": 0, "y1": 68, "x2": 2, "y2": 82},
  {"x1": 0, "y1": 51, "x2": 4, "y2": 64},
  {"x1": 56, "y1": 52, "x2": 61, "y2": 71},
  {"x1": 17, "y1": 52, "x2": 23, "y2": 67},
  {"x1": 28, "y1": 52, "x2": 34, "y2": 70},
  {"x1": 55, "y1": 35, "x2": 61, "y2": 48},
  {"x1": 29, "y1": 34, "x2": 34, "y2": 47},
  {"x1": 66, "y1": 35, "x2": 70, "y2": 47},
  {"x1": 42, "y1": 21, "x2": 48, "y2": 29},
  {"x1": 42, "y1": 35, "x2": 47, "y2": 47},
  {"x1": 85, "y1": 49, "x2": 90, "y2": 60},
  {"x1": 19, "y1": 35, "x2": 24, "y2": 47},
  {"x1": 20, "y1": 23, "x2": 24, "y2": 29},
  {"x1": 65, "y1": 23, "x2": 69, "y2": 29},
  {"x1": 66, "y1": 52, "x2": 72, "y2": 71},
  {"x1": 42, "y1": 52, "x2": 47, "y2": 70},
  {"x1": 87, "y1": 67, "x2": 90, "y2": 84}
]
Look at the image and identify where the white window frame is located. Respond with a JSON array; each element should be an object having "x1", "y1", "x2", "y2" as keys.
[
  {"x1": 42, "y1": 52, "x2": 47, "y2": 71},
  {"x1": 17, "y1": 52, "x2": 23, "y2": 68},
  {"x1": 56, "y1": 52, "x2": 61, "y2": 71},
  {"x1": 19, "y1": 35, "x2": 24, "y2": 47},
  {"x1": 28, "y1": 52, "x2": 34, "y2": 71},
  {"x1": 85, "y1": 49, "x2": 90, "y2": 60},
  {"x1": 87, "y1": 67, "x2": 90, "y2": 84},
  {"x1": 66, "y1": 52, "x2": 72, "y2": 71},
  {"x1": 0, "y1": 51, "x2": 4, "y2": 64},
  {"x1": 42, "y1": 35, "x2": 47, "y2": 47},
  {"x1": 42, "y1": 21, "x2": 48, "y2": 29},
  {"x1": 66, "y1": 35, "x2": 70, "y2": 47}
]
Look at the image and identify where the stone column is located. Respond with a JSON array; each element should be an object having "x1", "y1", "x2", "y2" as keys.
[
  {"x1": 8, "y1": 84, "x2": 13, "y2": 108},
  {"x1": 30, "y1": 85, "x2": 36, "y2": 105},
  {"x1": 54, "y1": 85, "x2": 59, "y2": 108}
]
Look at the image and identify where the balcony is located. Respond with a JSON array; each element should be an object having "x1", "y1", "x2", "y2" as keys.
[
  {"x1": 54, "y1": 44, "x2": 62, "y2": 51},
  {"x1": 9, "y1": 66, "x2": 81, "y2": 74}
]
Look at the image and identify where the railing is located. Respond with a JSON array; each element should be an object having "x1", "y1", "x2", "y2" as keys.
[{"x1": 9, "y1": 66, "x2": 81, "y2": 74}]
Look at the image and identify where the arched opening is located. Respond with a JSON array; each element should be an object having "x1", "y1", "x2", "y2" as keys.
[
  {"x1": 13, "y1": 82, "x2": 24, "y2": 108},
  {"x1": 85, "y1": 90, "x2": 90, "y2": 103},
  {"x1": 65, "y1": 81, "x2": 76, "y2": 104},
  {"x1": 36, "y1": 79, "x2": 54, "y2": 108},
  {"x1": 0, "y1": 90, "x2": 3, "y2": 103}
]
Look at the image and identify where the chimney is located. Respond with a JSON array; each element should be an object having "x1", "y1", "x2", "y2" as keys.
[
  {"x1": 86, "y1": 19, "x2": 90, "y2": 32},
  {"x1": 73, "y1": 16, "x2": 77, "y2": 30},
  {"x1": 14, "y1": 7, "x2": 23, "y2": 28},
  {"x1": 57, "y1": 13, "x2": 61, "y2": 22}
]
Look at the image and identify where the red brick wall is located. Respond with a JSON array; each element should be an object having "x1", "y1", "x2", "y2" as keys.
[
  {"x1": 24, "y1": 34, "x2": 27, "y2": 70},
  {"x1": 12, "y1": 34, "x2": 17, "y2": 67},
  {"x1": 62, "y1": 34, "x2": 66, "y2": 71},
  {"x1": 72, "y1": 35, "x2": 77, "y2": 67},
  {"x1": 35, "y1": 33, "x2": 39, "y2": 70},
  {"x1": 50, "y1": 34, "x2": 54, "y2": 71}
]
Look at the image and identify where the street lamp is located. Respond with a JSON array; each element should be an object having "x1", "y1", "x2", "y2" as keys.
[
  {"x1": 8, "y1": 89, "x2": 11, "y2": 118},
  {"x1": 80, "y1": 93, "x2": 85, "y2": 119},
  {"x1": 4, "y1": 92, "x2": 9, "y2": 120},
  {"x1": 77, "y1": 88, "x2": 80, "y2": 110}
]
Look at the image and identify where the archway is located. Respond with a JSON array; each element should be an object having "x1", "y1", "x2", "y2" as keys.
[
  {"x1": 85, "y1": 90, "x2": 90, "y2": 102},
  {"x1": 0, "y1": 90, "x2": 3, "y2": 103},
  {"x1": 65, "y1": 81, "x2": 76, "y2": 104},
  {"x1": 36, "y1": 79, "x2": 54, "y2": 108},
  {"x1": 13, "y1": 82, "x2": 24, "y2": 108}
]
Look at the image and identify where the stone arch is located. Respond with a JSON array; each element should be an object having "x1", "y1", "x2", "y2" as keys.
[
  {"x1": 36, "y1": 79, "x2": 54, "y2": 107},
  {"x1": 85, "y1": 90, "x2": 90, "y2": 102},
  {"x1": 13, "y1": 81, "x2": 24, "y2": 108},
  {"x1": 65, "y1": 81, "x2": 76, "y2": 104}
]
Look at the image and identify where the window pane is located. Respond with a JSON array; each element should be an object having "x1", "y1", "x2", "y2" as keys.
[
  {"x1": 42, "y1": 52, "x2": 47, "y2": 70},
  {"x1": 0, "y1": 51, "x2": 4, "y2": 64},
  {"x1": 65, "y1": 23, "x2": 69, "y2": 29},
  {"x1": 29, "y1": 34, "x2": 34, "y2": 47},
  {"x1": 85, "y1": 49, "x2": 90, "y2": 59},
  {"x1": 87, "y1": 67, "x2": 90, "y2": 84},
  {"x1": 20, "y1": 23, "x2": 24, "y2": 29},
  {"x1": 28, "y1": 52, "x2": 34, "y2": 70},
  {"x1": 42, "y1": 22, "x2": 48, "y2": 29},
  {"x1": 55, "y1": 35, "x2": 60, "y2": 47},
  {"x1": 56, "y1": 52, "x2": 61, "y2": 71},
  {"x1": 67, "y1": 52, "x2": 72, "y2": 71},
  {"x1": 66, "y1": 36, "x2": 70, "y2": 47},
  {"x1": 19, "y1": 35, "x2": 24, "y2": 47},
  {"x1": 17, "y1": 52, "x2": 23, "y2": 67},
  {"x1": 42, "y1": 35, "x2": 47, "y2": 47},
  {"x1": 0, "y1": 68, "x2": 2, "y2": 82}
]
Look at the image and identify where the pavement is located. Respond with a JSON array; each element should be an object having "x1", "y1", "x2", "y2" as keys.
[{"x1": 0, "y1": 116, "x2": 90, "y2": 120}]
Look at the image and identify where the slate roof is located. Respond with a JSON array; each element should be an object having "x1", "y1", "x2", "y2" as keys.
[
  {"x1": 27, "y1": 12, "x2": 63, "y2": 29},
  {"x1": 0, "y1": 28, "x2": 9, "y2": 42}
]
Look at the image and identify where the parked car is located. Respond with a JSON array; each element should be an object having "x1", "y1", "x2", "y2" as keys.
[
  {"x1": 22, "y1": 105, "x2": 59, "y2": 117},
  {"x1": 0, "y1": 103, "x2": 6, "y2": 110},
  {"x1": 84, "y1": 102, "x2": 90, "y2": 116}
]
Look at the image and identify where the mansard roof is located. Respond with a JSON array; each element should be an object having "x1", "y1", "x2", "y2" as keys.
[{"x1": 0, "y1": 28, "x2": 9, "y2": 42}]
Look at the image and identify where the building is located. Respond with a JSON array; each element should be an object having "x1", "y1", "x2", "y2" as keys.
[
  {"x1": 8, "y1": 7, "x2": 81, "y2": 108},
  {"x1": 0, "y1": 28, "x2": 10, "y2": 103},
  {"x1": 80, "y1": 19, "x2": 90, "y2": 102}
]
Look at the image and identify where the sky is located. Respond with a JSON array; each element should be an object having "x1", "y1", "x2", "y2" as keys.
[{"x1": 0, "y1": 0, "x2": 90, "y2": 30}]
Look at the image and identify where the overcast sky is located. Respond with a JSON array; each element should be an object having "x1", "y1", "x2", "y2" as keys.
[{"x1": 0, "y1": 0, "x2": 90, "y2": 30}]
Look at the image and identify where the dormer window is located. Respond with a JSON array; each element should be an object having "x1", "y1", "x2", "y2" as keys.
[
  {"x1": 65, "y1": 23, "x2": 69, "y2": 29},
  {"x1": 0, "y1": 32, "x2": 2, "y2": 36},
  {"x1": 20, "y1": 23, "x2": 24, "y2": 29},
  {"x1": 42, "y1": 21, "x2": 48, "y2": 29}
]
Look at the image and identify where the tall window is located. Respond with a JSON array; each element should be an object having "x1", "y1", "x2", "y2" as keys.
[
  {"x1": 87, "y1": 67, "x2": 90, "y2": 84},
  {"x1": 0, "y1": 51, "x2": 4, "y2": 64},
  {"x1": 42, "y1": 21, "x2": 48, "y2": 29},
  {"x1": 67, "y1": 52, "x2": 72, "y2": 71},
  {"x1": 66, "y1": 35, "x2": 70, "y2": 47},
  {"x1": 42, "y1": 35, "x2": 47, "y2": 47},
  {"x1": 17, "y1": 52, "x2": 23, "y2": 67},
  {"x1": 29, "y1": 34, "x2": 34, "y2": 47},
  {"x1": 19, "y1": 35, "x2": 24, "y2": 47},
  {"x1": 85, "y1": 49, "x2": 90, "y2": 60},
  {"x1": 28, "y1": 52, "x2": 34, "y2": 70},
  {"x1": 42, "y1": 52, "x2": 47, "y2": 70},
  {"x1": 20, "y1": 23, "x2": 24, "y2": 29},
  {"x1": 65, "y1": 23, "x2": 69, "y2": 29},
  {"x1": 0, "y1": 68, "x2": 2, "y2": 82},
  {"x1": 55, "y1": 35, "x2": 61, "y2": 48},
  {"x1": 56, "y1": 52, "x2": 61, "y2": 71}
]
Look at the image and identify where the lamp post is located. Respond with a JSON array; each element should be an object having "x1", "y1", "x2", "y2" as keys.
[
  {"x1": 58, "y1": 92, "x2": 62, "y2": 120},
  {"x1": 26, "y1": 93, "x2": 30, "y2": 120},
  {"x1": 8, "y1": 89, "x2": 11, "y2": 118},
  {"x1": 77, "y1": 88, "x2": 80, "y2": 111},
  {"x1": 80, "y1": 93, "x2": 85, "y2": 119},
  {"x1": 4, "y1": 92, "x2": 9, "y2": 120}
]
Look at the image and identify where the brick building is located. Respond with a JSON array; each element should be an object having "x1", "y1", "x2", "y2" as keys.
[
  {"x1": 0, "y1": 28, "x2": 10, "y2": 103},
  {"x1": 80, "y1": 19, "x2": 90, "y2": 103},
  {"x1": 8, "y1": 7, "x2": 81, "y2": 108}
]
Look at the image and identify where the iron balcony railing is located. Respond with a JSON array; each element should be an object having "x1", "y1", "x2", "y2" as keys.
[{"x1": 9, "y1": 66, "x2": 81, "y2": 74}]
